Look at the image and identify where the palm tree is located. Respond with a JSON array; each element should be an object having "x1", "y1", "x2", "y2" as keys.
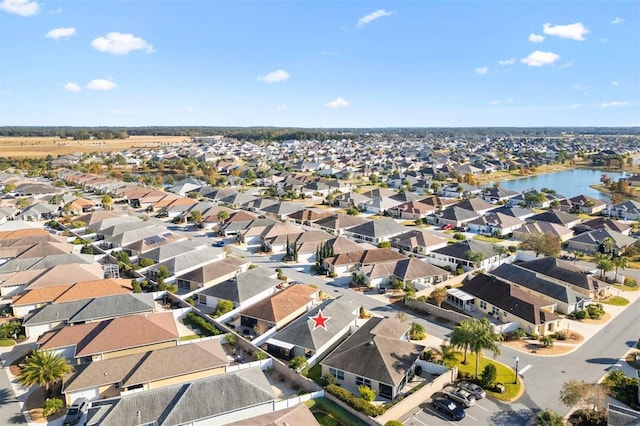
[
  {"x1": 606, "y1": 369, "x2": 627, "y2": 388},
  {"x1": 189, "y1": 210, "x2": 202, "y2": 225},
  {"x1": 217, "y1": 210, "x2": 229, "y2": 223},
  {"x1": 571, "y1": 250, "x2": 584, "y2": 266},
  {"x1": 493, "y1": 245, "x2": 509, "y2": 265},
  {"x1": 612, "y1": 256, "x2": 628, "y2": 281},
  {"x1": 17, "y1": 351, "x2": 73, "y2": 397},
  {"x1": 465, "y1": 251, "x2": 484, "y2": 269},
  {"x1": 450, "y1": 320, "x2": 475, "y2": 365},
  {"x1": 594, "y1": 253, "x2": 614, "y2": 280},
  {"x1": 601, "y1": 237, "x2": 616, "y2": 255},
  {"x1": 468, "y1": 318, "x2": 503, "y2": 378},
  {"x1": 431, "y1": 341, "x2": 458, "y2": 368}
]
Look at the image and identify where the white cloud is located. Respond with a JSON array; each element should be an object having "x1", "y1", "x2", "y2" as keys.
[
  {"x1": 490, "y1": 100, "x2": 501, "y2": 105},
  {"x1": 600, "y1": 37, "x2": 609, "y2": 43},
  {"x1": 91, "y1": 32, "x2": 155, "y2": 55},
  {"x1": 572, "y1": 84, "x2": 587, "y2": 91},
  {"x1": 474, "y1": 67, "x2": 488, "y2": 75},
  {"x1": 45, "y1": 27, "x2": 76, "y2": 39},
  {"x1": 612, "y1": 81, "x2": 619, "y2": 86},
  {"x1": 520, "y1": 50, "x2": 560, "y2": 67},
  {"x1": 64, "y1": 82, "x2": 81, "y2": 92},
  {"x1": 601, "y1": 101, "x2": 629, "y2": 107},
  {"x1": 0, "y1": 0, "x2": 38, "y2": 16},
  {"x1": 357, "y1": 9, "x2": 393, "y2": 28},
  {"x1": 498, "y1": 58, "x2": 516, "y2": 66},
  {"x1": 326, "y1": 97, "x2": 349, "y2": 109},
  {"x1": 528, "y1": 33, "x2": 545, "y2": 43},
  {"x1": 571, "y1": 104, "x2": 582, "y2": 109},
  {"x1": 257, "y1": 69, "x2": 290, "y2": 83},
  {"x1": 86, "y1": 79, "x2": 117, "y2": 90},
  {"x1": 276, "y1": 104, "x2": 288, "y2": 111},
  {"x1": 559, "y1": 61, "x2": 573, "y2": 69},
  {"x1": 611, "y1": 17, "x2": 624, "y2": 25},
  {"x1": 542, "y1": 22, "x2": 589, "y2": 41}
]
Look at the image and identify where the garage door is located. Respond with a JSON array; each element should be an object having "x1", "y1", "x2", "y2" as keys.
[
  {"x1": 69, "y1": 387, "x2": 99, "y2": 402},
  {"x1": 26, "y1": 324, "x2": 51, "y2": 339}
]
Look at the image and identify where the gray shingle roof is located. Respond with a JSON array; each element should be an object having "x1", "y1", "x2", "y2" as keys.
[
  {"x1": 86, "y1": 368, "x2": 275, "y2": 426},
  {"x1": 268, "y1": 297, "x2": 359, "y2": 352},
  {"x1": 199, "y1": 267, "x2": 280, "y2": 304},
  {"x1": 345, "y1": 218, "x2": 407, "y2": 238},
  {"x1": 431, "y1": 239, "x2": 496, "y2": 261}
]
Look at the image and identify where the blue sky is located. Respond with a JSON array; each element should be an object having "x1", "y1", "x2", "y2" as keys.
[{"x1": 1, "y1": 0, "x2": 638, "y2": 127}]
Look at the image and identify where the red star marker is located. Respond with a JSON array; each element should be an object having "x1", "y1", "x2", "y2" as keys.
[{"x1": 310, "y1": 309, "x2": 331, "y2": 330}]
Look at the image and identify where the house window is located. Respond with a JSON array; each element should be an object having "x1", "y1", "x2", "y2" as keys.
[
  {"x1": 491, "y1": 306, "x2": 499, "y2": 316},
  {"x1": 198, "y1": 295, "x2": 206, "y2": 304},
  {"x1": 356, "y1": 376, "x2": 371, "y2": 387},
  {"x1": 480, "y1": 301, "x2": 487, "y2": 310},
  {"x1": 329, "y1": 368, "x2": 344, "y2": 381}
]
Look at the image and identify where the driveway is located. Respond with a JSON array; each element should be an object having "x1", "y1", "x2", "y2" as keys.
[{"x1": 0, "y1": 349, "x2": 28, "y2": 425}]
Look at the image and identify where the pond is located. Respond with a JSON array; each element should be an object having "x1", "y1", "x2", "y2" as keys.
[{"x1": 490, "y1": 169, "x2": 627, "y2": 201}]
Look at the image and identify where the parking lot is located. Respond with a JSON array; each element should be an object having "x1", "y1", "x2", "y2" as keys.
[{"x1": 403, "y1": 394, "x2": 536, "y2": 426}]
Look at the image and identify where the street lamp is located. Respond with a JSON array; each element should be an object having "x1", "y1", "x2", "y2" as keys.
[{"x1": 514, "y1": 356, "x2": 520, "y2": 384}]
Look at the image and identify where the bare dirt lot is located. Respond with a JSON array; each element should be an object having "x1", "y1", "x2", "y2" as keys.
[{"x1": 0, "y1": 136, "x2": 190, "y2": 158}]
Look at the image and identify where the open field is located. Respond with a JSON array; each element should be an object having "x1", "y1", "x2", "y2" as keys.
[{"x1": 0, "y1": 136, "x2": 191, "y2": 158}]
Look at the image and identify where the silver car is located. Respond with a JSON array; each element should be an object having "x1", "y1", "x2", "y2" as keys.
[
  {"x1": 442, "y1": 386, "x2": 476, "y2": 408},
  {"x1": 458, "y1": 381, "x2": 487, "y2": 399}
]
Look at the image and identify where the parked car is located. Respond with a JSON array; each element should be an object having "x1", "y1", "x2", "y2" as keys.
[
  {"x1": 63, "y1": 398, "x2": 89, "y2": 426},
  {"x1": 431, "y1": 396, "x2": 466, "y2": 421},
  {"x1": 213, "y1": 240, "x2": 226, "y2": 247},
  {"x1": 443, "y1": 386, "x2": 476, "y2": 408},
  {"x1": 441, "y1": 223, "x2": 454, "y2": 230},
  {"x1": 458, "y1": 381, "x2": 486, "y2": 399}
]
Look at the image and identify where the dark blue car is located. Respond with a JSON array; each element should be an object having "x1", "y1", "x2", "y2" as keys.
[{"x1": 431, "y1": 396, "x2": 466, "y2": 421}]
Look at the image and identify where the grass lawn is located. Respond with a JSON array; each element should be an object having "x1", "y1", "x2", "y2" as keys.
[
  {"x1": 454, "y1": 353, "x2": 521, "y2": 401},
  {"x1": 307, "y1": 364, "x2": 323, "y2": 384},
  {"x1": 602, "y1": 296, "x2": 629, "y2": 306},
  {"x1": 306, "y1": 397, "x2": 369, "y2": 426},
  {"x1": 473, "y1": 235, "x2": 503, "y2": 243},
  {"x1": 0, "y1": 339, "x2": 15, "y2": 347},
  {"x1": 614, "y1": 284, "x2": 640, "y2": 292},
  {"x1": 178, "y1": 334, "x2": 202, "y2": 341}
]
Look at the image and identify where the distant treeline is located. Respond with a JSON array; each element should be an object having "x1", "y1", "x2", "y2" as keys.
[{"x1": 0, "y1": 126, "x2": 638, "y2": 141}]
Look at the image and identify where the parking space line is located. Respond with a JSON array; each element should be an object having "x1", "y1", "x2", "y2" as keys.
[
  {"x1": 422, "y1": 407, "x2": 457, "y2": 425},
  {"x1": 519, "y1": 364, "x2": 532, "y2": 375},
  {"x1": 474, "y1": 403, "x2": 489, "y2": 412},
  {"x1": 405, "y1": 416, "x2": 429, "y2": 426}
]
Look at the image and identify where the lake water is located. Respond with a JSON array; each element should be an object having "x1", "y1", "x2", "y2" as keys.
[{"x1": 491, "y1": 169, "x2": 627, "y2": 201}]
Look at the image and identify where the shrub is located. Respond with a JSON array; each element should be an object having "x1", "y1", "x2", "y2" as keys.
[
  {"x1": 253, "y1": 351, "x2": 268, "y2": 361},
  {"x1": 624, "y1": 278, "x2": 637, "y2": 288},
  {"x1": 378, "y1": 241, "x2": 391, "y2": 248},
  {"x1": 43, "y1": 398, "x2": 64, "y2": 417},
  {"x1": 186, "y1": 297, "x2": 195, "y2": 306},
  {"x1": 587, "y1": 304, "x2": 604, "y2": 320},
  {"x1": 453, "y1": 232, "x2": 466, "y2": 240},
  {"x1": 480, "y1": 364, "x2": 497, "y2": 388},
  {"x1": 385, "y1": 421, "x2": 404, "y2": 426},
  {"x1": 289, "y1": 355, "x2": 309, "y2": 374},
  {"x1": 512, "y1": 328, "x2": 527, "y2": 339},
  {"x1": 325, "y1": 384, "x2": 385, "y2": 416},
  {"x1": 184, "y1": 312, "x2": 220, "y2": 336},
  {"x1": 570, "y1": 309, "x2": 588, "y2": 320},
  {"x1": 138, "y1": 258, "x2": 155, "y2": 267},
  {"x1": 213, "y1": 300, "x2": 234, "y2": 317},
  {"x1": 320, "y1": 374, "x2": 336, "y2": 386},
  {"x1": 555, "y1": 330, "x2": 567, "y2": 341},
  {"x1": 455, "y1": 266, "x2": 464, "y2": 275},
  {"x1": 359, "y1": 385, "x2": 376, "y2": 402},
  {"x1": 409, "y1": 322, "x2": 426, "y2": 340}
]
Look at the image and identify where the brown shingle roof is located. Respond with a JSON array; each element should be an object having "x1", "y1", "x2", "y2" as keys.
[{"x1": 241, "y1": 284, "x2": 317, "y2": 324}]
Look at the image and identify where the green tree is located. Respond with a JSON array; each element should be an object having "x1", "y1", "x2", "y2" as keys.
[
  {"x1": 493, "y1": 245, "x2": 510, "y2": 265},
  {"x1": 534, "y1": 409, "x2": 566, "y2": 426},
  {"x1": 520, "y1": 234, "x2": 561, "y2": 258},
  {"x1": 16, "y1": 197, "x2": 30, "y2": 210},
  {"x1": 0, "y1": 320, "x2": 22, "y2": 339},
  {"x1": 131, "y1": 279, "x2": 142, "y2": 294},
  {"x1": 539, "y1": 335, "x2": 554, "y2": 347},
  {"x1": 359, "y1": 385, "x2": 376, "y2": 402},
  {"x1": 450, "y1": 319, "x2": 476, "y2": 365},
  {"x1": 605, "y1": 369, "x2": 627, "y2": 388},
  {"x1": 559, "y1": 380, "x2": 608, "y2": 420},
  {"x1": 431, "y1": 341, "x2": 458, "y2": 368},
  {"x1": 100, "y1": 194, "x2": 113, "y2": 210},
  {"x1": 288, "y1": 355, "x2": 309, "y2": 373},
  {"x1": 594, "y1": 253, "x2": 614, "y2": 280},
  {"x1": 17, "y1": 351, "x2": 73, "y2": 396},
  {"x1": 190, "y1": 209, "x2": 202, "y2": 225},
  {"x1": 601, "y1": 237, "x2": 616, "y2": 255},
  {"x1": 409, "y1": 322, "x2": 426, "y2": 340},
  {"x1": 468, "y1": 318, "x2": 503, "y2": 378},
  {"x1": 480, "y1": 363, "x2": 497, "y2": 388},
  {"x1": 2, "y1": 183, "x2": 16, "y2": 194},
  {"x1": 217, "y1": 210, "x2": 229, "y2": 222},
  {"x1": 214, "y1": 299, "x2": 234, "y2": 317},
  {"x1": 465, "y1": 251, "x2": 484, "y2": 269},
  {"x1": 612, "y1": 256, "x2": 628, "y2": 281},
  {"x1": 43, "y1": 398, "x2": 64, "y2": 417}
]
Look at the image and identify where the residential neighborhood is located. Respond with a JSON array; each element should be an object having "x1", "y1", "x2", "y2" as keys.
[{"x1": 0, "y1": 130, "x2": 639, "y2": 426}]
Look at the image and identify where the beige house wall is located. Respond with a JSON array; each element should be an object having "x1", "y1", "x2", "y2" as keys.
[
  {"x1": 148, "y1": 366, "x2": 226, "y2": 390},
  {"x1": 94, "y1": 340, "x2": 177, "y2": 361}
]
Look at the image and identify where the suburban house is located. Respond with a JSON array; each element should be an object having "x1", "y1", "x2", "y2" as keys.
[
  {"x1": 225, "y1": 405, "x2": 319, "y2": 426},
  {"x1": 566, "y1": 228, "x2": 637, "y2": 256},
  {"x1": 466, "y1": 212, "x2": 525, "y2": 237},
  {"x1": 311, "y1": 213, "x2": 369, "y2": 235},
  {"x1": 517, "y1": 257, "x2": 612, "y2": 300},
  {"x1": 432, "y1": 206, "x2": 480, "y2": 229},
  {"x1": 512, "y1": 221, "x2": 575, "y2": 242},
  {"x1": 195, "y1": 267, "x2": 281, "y2": 311},
  {"x1": 62, "y1": 340, "x2": 228, "y2": 405},
  {"x1": 36, "y1": 312, "x2": 180, "y2": 364},
  {"x1": 0, "y1": 263, "x2": 105, "y2": 298},
  {"x1": 528, "y1": 209, "x2": 581, "y2": 229},
  {"x1": 564, "y1": 194, "x2": 608, "y2": 215},
  {"x1": 323, "y1": 248, "x2": 407, "y2": 276},
  {"x1": 577, "y1": 217, "x2": 632, "y2": 236},
  {"x1": 175, "y1": 257, "x2": 250, "y2": 292},
  {"x1": 389, "y1": 200, "x2": 437, "y2": 220},
  {"x1": 391, "y1": 229, "x2": 448, "y2": 255},
  {"x1": 608, "y1": 200, "x2": 640, "y2": 221},
  {"x1": 428, "y1": 239, "x2": 501, "y2": 271},
  {"x1": 344, "y1": 218, "x2": 408, "y2": 244},
  {"x1": 84, "y1": 368, "x2": 276, "y2": 426},
  {"x1": 11, "y1": 278, "x2": 133, "y2": 318},
  {"x1": 238, "y1": 284, "x2": 318, "y2": 335},
  {"x1": 489, "y1": 263, "x2": 592, "y2": 314},
  {"x1": 461, "y1": 273, "x2": 563, "y2": 336},
  {"x1": 321, "y1": 317, "x2": 425, "y2": 400},
  {"x1": 266, "y1": 296, "x2": 360, "y2": 364},
  {"x1": 358, "y1": 258, "x2": 451, "y2": 290},
  {"x1": 22, "y1": 293, "x2": 155, "y2": 338},
  {"x1": 145, "y1": 246, "x2": 226, "y2": 280},
  {"x1": 482, "y1": 186, "x2": 520, "y2": 204}
]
